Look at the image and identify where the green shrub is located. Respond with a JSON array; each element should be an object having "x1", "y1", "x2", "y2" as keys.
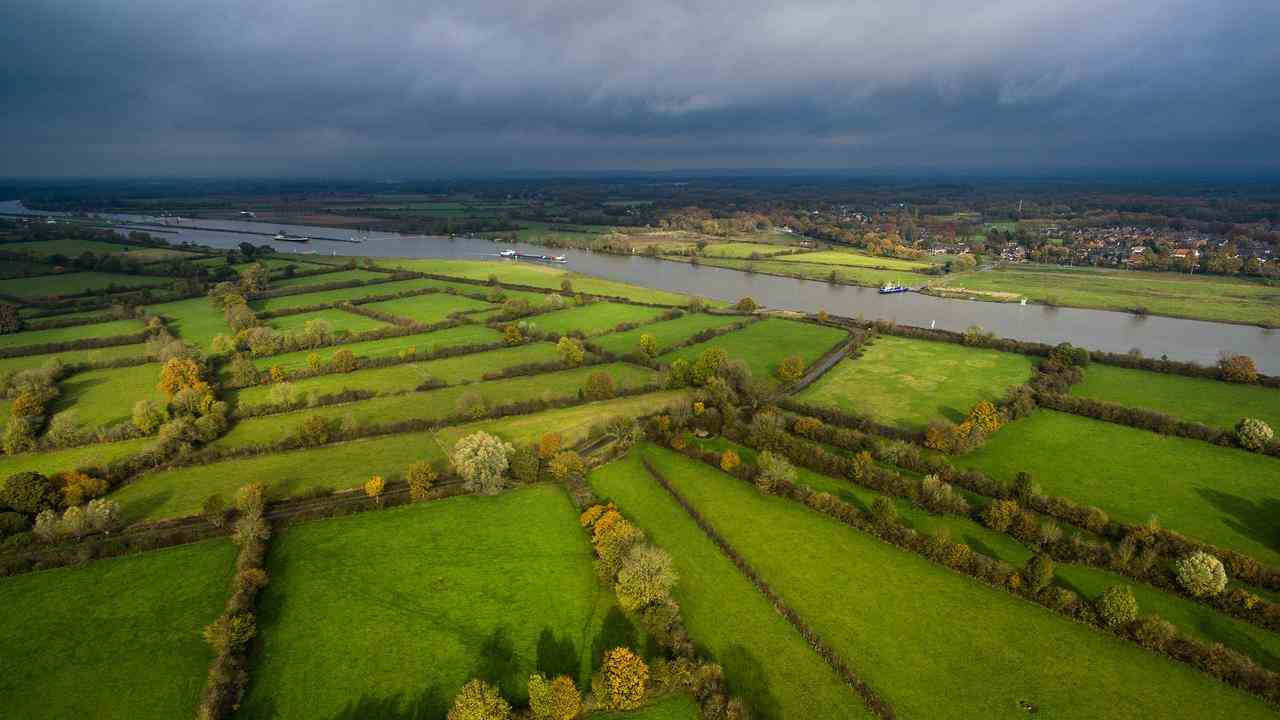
[
  {"x1": 1175, "y1": 551, "x2": 1228, "y2": 597},
  {"x1": 448, "y1": 678, "x2": 511, "y2": 720},
  {"x1": 1, "y1": 471, "x2": 60, "y2": 515},
  {"x1": 1025, "y1": 554, "x2": 1055, "y2": 594},
  {"x1": 0, "y1": 511, "x2": 30, "y2": 536},
  {"x1": 1096, "y1": 585, "x2": 1138, "y2": 628},
  {"x1": 1234, "y1": 418, "x2": 1273, "y2": 451},
  {"x1": 407, "y1": 460, "x2": 437, "y2": 500}
]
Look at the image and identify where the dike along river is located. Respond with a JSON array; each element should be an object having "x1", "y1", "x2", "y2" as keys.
[{"x1": 3, "y1": 200, "x2": 1278, "y2": 373}]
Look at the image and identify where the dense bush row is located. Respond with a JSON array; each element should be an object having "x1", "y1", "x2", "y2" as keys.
[
  {"x1": 223, "y1": 338, "x2": 506, "y2": 390},
  {"x1": 642, "y1": 456, "x2": 896, "y2": 720},
  {"x1": 196, "y1": 484, "x2": 271, "y2": 720},
  {"x1": 664, "y1": 435, "x2": 1280, "y2": 705},
  {"x1": 0, "y1": 320, "x2": 160, "y2": 359}
]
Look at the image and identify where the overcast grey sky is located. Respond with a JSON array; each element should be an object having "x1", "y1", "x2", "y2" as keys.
[{"x1": 2, "y1": 0, "x2": 1278, "y2": 177}]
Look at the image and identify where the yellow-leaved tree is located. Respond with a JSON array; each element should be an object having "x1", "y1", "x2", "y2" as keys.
[
  {"x1": 602, "y1": 647, "x2": 648, "y2": 710},
  {"x1": 157, "y1": 357, "x2": 209, "y2": 398}
]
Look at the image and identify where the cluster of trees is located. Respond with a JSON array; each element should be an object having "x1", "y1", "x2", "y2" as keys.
[
  {"x1": 0, "y1": 468, "x2": 118, "y2": 543},
  {"x1": 1, "y1": 362, "x2": 62, "y2": 454}
]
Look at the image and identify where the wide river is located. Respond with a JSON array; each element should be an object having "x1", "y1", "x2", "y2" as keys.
[{"x1": 4, "y1": 200, "x2": 1278, "y2": 373}]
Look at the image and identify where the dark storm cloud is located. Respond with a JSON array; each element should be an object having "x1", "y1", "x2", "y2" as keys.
[{"x1": 1, "y1": 0, "x2": 1278, "y2": 176}]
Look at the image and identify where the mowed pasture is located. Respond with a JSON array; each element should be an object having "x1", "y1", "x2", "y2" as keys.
[
  {"x1": 52, "y1": 362, "x2": 163, "y2": 432},
  {"x1": 238, "y1": 486, "x2": 633, "y2": 718},
  {"x1": 591, "y1": 313, "x2": 746, "y2": 356},
  {"x1": 358, "y1": 293, "x2": 495, "y2": 324},
  {"x1": 700, "y1": 242, "x2": 797, "y2": 259},
  {"x1": 934, "y1": 264, "x2": 1280, "y2": 325},
  {"x1": 0, "y1": 342, "x2": 148, "y2": 374},
  {"x1": 433, "y1": 390, "x2": 690, "y2": 453},
  {"x1": 5, "y1": 237, "x2": 136, "y2": 258},
  {"x1": 590, "y1": 452, "x2": 873, "y2": 720},
  {"x1": 231, "y1": 342, "x2": 563, "y2": 408},
  {"x1": 245, "y1": 324, "x2": 502, "y2": 373},
  {"x1": 659, "y1": 318, "x2": 847, "y2": 383},
  {"x1": 683, "y1": 256, "x2": 926, "y2": 288},
  {"x1": 643, "y1": 445, "x2": 1275, "y2": 720},
  {"x1": 148, "y1": 297, "x2": 230, "y2": 350},
  {"x1": 0, "y1": 317, "x2": 145, "y2": 349},
  {"x1": 214, "y1": 363, "x2": 658, "y2": 450},
  {"x1": 266, "y1": 308, "x2": 393, "y2": 335},
  {"x1": 1072, "y1": 364, "x2": 1280, "y2": 430},
  {"x1": 776, "y1": 250, "x2": 934, "y2": 271},
  {"x1": 0, "y1": 271, "x2": 170, "y2": 299},
  {"x1": 795, "y1": 335, "x2": 1035, "y2": 429},
  {"x1": 956, "y1": 410, "x2": 1280, "y2": 565},
  {"x1": 110, "y1": 430, "x2": 449, "y2": 523},
  {"x1": 531, "y1": 302, "x2": 669, "y2": 337},
  {"x1": 0, "y1": 540, "x2": 236, "y2": 720},
  {"x1": 0, "y1": 436, "x2": 154, "y2": 479}
]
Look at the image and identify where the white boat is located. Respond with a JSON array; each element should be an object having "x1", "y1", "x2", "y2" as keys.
[
  {"x1": 273, "y1": 233, "x2": 287, "y2": 241},
  {"x1": 499, "y1": 249, "x2": 517, "y2": 258}
]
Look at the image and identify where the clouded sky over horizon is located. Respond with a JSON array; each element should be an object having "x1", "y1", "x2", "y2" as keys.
[{"x1": 2, "y1": 0, "x2": 1279, "y2": 177}]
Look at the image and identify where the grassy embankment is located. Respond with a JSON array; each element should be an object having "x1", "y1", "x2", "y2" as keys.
[
  {"x1": 795, "y1": 335, "x2": 1035, "y2": 429},
  {"x1": 238, "y1": 485, "x2": 636, "y2": 718},
  {"x1": 956, "y1": 409, "x2": 1280, "y2": 565},
  {"x1": 932, "y1": 264, "x2": 1280, "y2": 326},
  {"x1": 643, "y1": 445, "x2": 1275, "y2": 719},
  {"x1": 383, "y1": 259, "x2": 699, "y2": 306},
  {"x1": 0, "y1": 271, "x2": 171, "y2": 299},
  {"x1": 0, "y1": 540, "x2": 236, "y2": 719}
]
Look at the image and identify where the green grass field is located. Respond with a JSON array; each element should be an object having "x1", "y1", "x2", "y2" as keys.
[
  {"x1": 700, "y1": 242, "x2": 797, "y2": 259},
  {"x1": 52, "y1": 362, "x2": 162, "y2": 432},
  {"x1": 775, "y1": 250, "x2": 933, "y2": 271},
  {"x1": 384, "y1": 259, "x2": 697, "y2": 306},
  {"x1": 644, "y1": 445, "x2": 1274, "y2": 719},
  {"x1": 592, "y1": 313, "x2": 745, "y2": 356},
  {"x1": 0, "y1": 342, "x2": 148, "y2": 374},
  {"x1": 6, "y1": 238, "x2": 135, "y2": 258},
  {"x1": 0, "y1": 259, "x2": 54, "y2": 278},
  {"x1": 796, "y1": 335, "x2": 1035, "y2": 429},
  {"x1": 231, "y1": 343, "x2": 563, "y2": 408},
  {"x1": 0, "y1": 436, "x2": 154, "y2": 479},
  {"x1": 595, "y1": 695, "x2": 700, "y2": 719},
  {"x1": 933, "y1": 265, "x2": 1280, "y2": 325},
  {"x1": 659, "y1": 318, "x2": 847, "y2": 384},
  {"x1": 0, "y1": 271, "x2": 170, "y2": 299},
  {"x1": 0, "y1": 539, "x2": 236, "y2": 720},
  {"x1": 246, "y1": 324, "x2": 502, "y2": 373},
  {"x1": 267, "y1": 268, "x2": 387, "y2": 289},
  {"x1": 696, "y1": 436, "x2": 1280, "y2": 673},
  {"x1": 358, "y1": 293, "x2": 495, "y2": 324},
  {"x1": 531, "y1": 302, "x2": 669, "y2": 337},
  {"x1": 215, "y1": 363, "x2": 658, "y2": 450},
  {"x1": 1072, "y1": 364, "x2": 1280, "y2": 430},
  {"x1": 266, "y1": 308, "x2": 393, "y2": 335},
  {"x1": 147, "y1": 297, "x2": 230, "y2": 350},
  {"x1": 956, "y1": 410, "x2": 1280, "y2": 565},
  {"x1": 114, "y1": 247, "x2": 209, "y2": 264},
  {"x1": 238, "y1": 485, "x2": 633, "y2": 718},
  {"x1": 679, "y1": 256, "x2": 926, "y2": 289},
  {"x1": 433, "y1": 391, "x2": 690, "y2": 453},
  {"x1": 0, "y1": 317, "x2": 145, "y2": 349},
  {"x1": 111, "y1": 430, "x2": 449, "y2": 523},
  {"x1": 249, "y1": 277, "x2": 461, "y2": 312},
  {"x1": 590, "y1": 452, "x2": 872, "y2": 720}
]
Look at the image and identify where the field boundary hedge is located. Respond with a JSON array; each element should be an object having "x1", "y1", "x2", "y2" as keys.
[{"x1": 641, "y1": 455, "x2": 896, "y2": 719}]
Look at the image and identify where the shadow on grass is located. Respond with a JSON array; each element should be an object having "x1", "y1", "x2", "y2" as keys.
[
  {"x1": 536, "y1": 627, "x2": 579, "y2": 681},
  {"x1": 1194, "y1": 487, "x2": 1280, "y2": 557},
  {"x1": 591, "y1": 606, "x2": 638, "y2": 670},
  {"x1": 720, "y1": 644, "x2": 782, "y2": 720},
  {"x1": 238, "y1": 685, "x2": 449, "y2": 719},
  {"x1": 474, "y1": 626, "x2": 522, "y2": 701}
]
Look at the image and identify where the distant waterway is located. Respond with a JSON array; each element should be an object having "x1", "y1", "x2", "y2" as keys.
[{"x1": 4, "y1": 200, "x2": 1278, "y2": 373}]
